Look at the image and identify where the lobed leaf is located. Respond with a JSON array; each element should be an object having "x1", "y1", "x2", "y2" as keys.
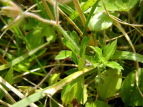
[
  {"x1": 96, "y1": 69, "x2": 122, "y2": 99},
  {"x1": 61, "y1": 79, "x2": 87, "y2": 105},
  {"x1": 96, "y1": 0, "x2": 139, "y2": 12},
  {"x1": 120, "y1": 68, "x2": 143, "y2": 106}
]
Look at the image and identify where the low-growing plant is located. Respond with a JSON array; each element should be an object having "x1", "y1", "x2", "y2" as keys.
[{"x1": 0, "y1": 0, "x2": 143, "y2": 106}]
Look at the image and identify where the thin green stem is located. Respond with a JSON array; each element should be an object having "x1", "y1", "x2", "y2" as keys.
[
  {"x1": 23, "y1": 12, "x2": 57, "y2": 25},
  {"x1": 82, "y1": 1, "x2": 99, "y2": 37}
]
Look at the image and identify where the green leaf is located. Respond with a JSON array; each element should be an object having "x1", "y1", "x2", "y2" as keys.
[
  {"x1": 95, "y1": 76, "x2": 104, "y2": 87},
  {"x1": 96, "y1": 0, "x2": 119, "y2": 12},
  {"x1": 45, "y1": 28, "x2": 56, "y2": 43},
  {"x1": 88, "y1": 12, "x2": 117, "y2": 31},
  {"x1": 111, "y1": 50, "x2": 143, "y2": 63},
  {"x1": 4, "y1": 68, "x2": 13, "y2": 84},
  {"x1": 82, "y1": 0, "x2": 99, "y2": 37},
  {"x1": 55, "y1": 50, "x2": 78, "y2": 64},
  {"x1": 62, "y1": 31, "x2": 80, "y2": 54},
  {"x1": 85, "y1": 55, "x2": 98, "y2": 67},
  {"x1": 103, "y1": 40, "x2": 117, "y2": 61},
  {"x1": 114, "y1": 0, "x2": 139, "y2": 11},
  {"x1": 59, "y1": 4, "x2": 74, "y2": 16},
  {"x1": 71, "y1": 31, "x2": 80, "y2": 48},
  {"x1": 26, "y1": 29, "x2": 44, "y2": 50},
  {"x1": 89, "y1": 46, "x2": 102, "y2": 59},
  {"x1": 0, "y1": 68, "x2": 14, "y2": 99},
  {"x1": 25, "y1": 28, "x2": 47, "y2": 57},
  {"x1": 0, "y1": 42, "x2": 49, "y2": 70},
  {"x1": 48, "y1": 73, "x2": 60, "y2": 85},
  {"x1": 96, "y1": 0, "x2": 139, "y2": 12},
  {"x1": 42, "y1": 24, "x2": 56, "y2": 43},
  {"x1": 55, "y1": 50, "x2": 72, "y2": 60},
  {"x1": 14, "y1": 58, "x2": 32, "y2": 72},
  {"x1": 71, "y1": 52, "x2": 79, "y2": 65},
  {"x1": 70, "y1": 0, "x2": 98, "y2": 20},
  {"x1": 22, "y1": 17, "x2": 38, "y2": 30},
  {"x1": 78, "y1": 37, "x2": 90, "y2": 70},
  {"x1": 106, "y1": 61, "x2": 123, "y2": 70},
  {"x1": 0, "y1": 87, "x2": 5, "y2": 100},
  {"x1": 86, "y1": 100, "x2": 111, "y2": 107},
  {"x1": 61, "y1": 79, "x2": 87, "y2": 105},
  {"x1": 78, "y1": 58, "x2": 84, "y2": 69},
  {"x1": 10, "y1": 67, "x2": 94, "y2": 107},
  {"x1": 120, "y1": 68, "x2": 143, "y2": 106},
  {"x1": 88, "y1": 46, "x2": 103, "y2": 66},
  {"x1": 97, "y1": 69, "x2": 122, "y2": 99},
  {"x1": 25, "y1": 23, "x2": 56, "y2": 57},
  {"x1": 61, "y1": 84, "x2": 74, "y2": 105}
]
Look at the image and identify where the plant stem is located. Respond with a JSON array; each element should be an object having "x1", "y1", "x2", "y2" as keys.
[
  {"x1": 10, "y1": 67, "x2": 95, "y2": 107},
  {"x1": 46, "y1": 0, "x2": 83, "y2": 36},
  {"x1": 23, "y1": 12, "x2": 57, "y2": 25},
  {"x1": 0, "y1": 84, "x2": 16, "y2": 103},
  {"x1": 73, "y1": 0, "x2": 86, "y2": 26},
  {"x1": 59, "y1": 8, "x2": 83, "y2": 37},
  {"x1": 42, "y1": 0, "x2": 54, "y2": 20},
  {"x1": 0, "y1": 77, "x2": 37, "y2": 107}
]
